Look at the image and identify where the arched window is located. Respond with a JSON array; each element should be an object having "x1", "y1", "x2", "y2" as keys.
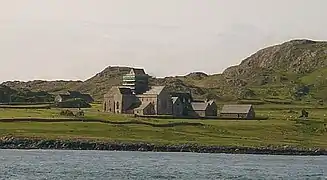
[
  {"x1": 116, "y1": 102, "x2": 120, "y2": 109},
  {"x1": 104, "y1": 102, "x2": 107, "y2": 111}
]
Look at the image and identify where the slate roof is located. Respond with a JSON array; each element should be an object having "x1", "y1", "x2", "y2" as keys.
[
  {"x1": 143, "y1": 86, "x2": 165, "y2": 95},
  {"x1": 131, "y1": 68, "x2": 146, "y2": 75},
  {"x1": 134, "y1": 102, "x2": 152, "y2": 110},
  {"x1": 118, "y1": 87, "x2": 133, "y2": 95},
  {"x1": 80, "y1": 94, "x2": 94, "y2": 103},
  {"x1": 57, "y1": 91, "x2": 94, "y2": 103},
  {"x1": 220, "y1": 105, "x2": 253, "y2": 114},
  {"x1": 170, "y1": 92, "x2": 193, "y2": 101},
  {"x1": 191, "y1": 102, "x2": 209, "y2": 111},
  {"x1": 57, "y1": 94, "x2": 71, "y2": 101},
  {"x1": 171, "y1": 97, "x2": 179, "y2": 104},
  {"x1": 207, "y1": 100, "x2": 215, "y2": 105},
  {"x1": 104, "y1": 86, "x2": 133, "y2": 97}
]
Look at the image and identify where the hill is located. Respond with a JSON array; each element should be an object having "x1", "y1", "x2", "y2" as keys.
[
  {"x1": 2, "y1": 39, "x2": 327, "y2": 103},
  {"x1": 0, "y1": 85, "x2": 53, "y2": 103},
  {"x1": 223, "y1": 39, "x2": 327, "y2": 102}
]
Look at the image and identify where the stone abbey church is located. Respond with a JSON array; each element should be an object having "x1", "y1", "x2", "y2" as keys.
[{"x1": 103, "y1": 68, "x2": 218, "y2": 117}]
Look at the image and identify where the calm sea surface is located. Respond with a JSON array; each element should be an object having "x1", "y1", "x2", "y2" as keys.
[{"x1": 0, "y1": 150, "x2": 326, "y2": 180}]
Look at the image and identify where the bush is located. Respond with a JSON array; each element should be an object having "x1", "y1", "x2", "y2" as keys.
[
  {"x1": 59, "y1": 109, "x2": 85, "y2": 117},
  {"x1": 60, "y1": 110, "x2": 75, "y2": 116}
]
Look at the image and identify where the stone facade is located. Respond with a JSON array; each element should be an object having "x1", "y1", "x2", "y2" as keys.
[
  {"x1": 170, "y1": 92, "x2": 193, "y2": 116},
  {"x1": 103, "y1": 85, "x2": 173, "y2": 116},
  {"x1": 136, "y1": 86, "x2": 172, "y2": 115},
  {"x1": 189, "y1": 100, "x2": 218, "y2": 118},
  {"x1": 172, "y1": 97, "x2": 183, "y2": 117},
  {"x1": 103, "y1": 67, "x2": 218, "y2": 118},
  {"x1": 103, "y1": 87, "x2": 138, "y2": 114}
]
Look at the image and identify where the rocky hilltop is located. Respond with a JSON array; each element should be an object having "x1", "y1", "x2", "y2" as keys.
[
  {"x1": 2, "y1": 39, "x2": 327, "y2": 103},
  {"x1": 223, "y1": 39, "x2": 327, "y2": 83}
]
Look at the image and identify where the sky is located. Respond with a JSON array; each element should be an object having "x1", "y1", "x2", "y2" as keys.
[{"x1": 1, "y1": 0, "x2": 327, "y2": 82}]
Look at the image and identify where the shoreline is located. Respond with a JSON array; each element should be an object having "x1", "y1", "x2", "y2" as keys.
[{"x1": 0, "y1": 137, "x2": 326, "y2": 156}]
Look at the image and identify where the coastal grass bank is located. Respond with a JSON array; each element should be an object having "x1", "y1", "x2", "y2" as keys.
[{"x1": 0, "y1": 103, "x2": 326, "y2": 150}]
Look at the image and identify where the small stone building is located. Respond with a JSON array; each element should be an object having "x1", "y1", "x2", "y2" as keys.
[
  {"x1": 55, "y1": 91, "x2": 94, "y2": 103},
  {"x1": 170, "y1": 92, "x2": 193, "y2": 116},
  {"x1": 136, "y1": 86, "x2": 172, "y2": 115},
  {"x1": 220, "y1": 104, "x2": 255, "y2": 119},
  {"x1": 103, "y1": 87, "x2": 138, "y2": 114},
  {"x1": 189, "y1": 100, "x2": 218, "y2": 117}
]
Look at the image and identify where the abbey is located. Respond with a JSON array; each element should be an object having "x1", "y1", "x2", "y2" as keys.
[{"x1": 103, "y1": 68, "x2": 217, "y2": 117}]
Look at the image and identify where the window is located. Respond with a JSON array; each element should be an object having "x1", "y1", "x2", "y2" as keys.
[{"x1": 116, "y1": 102, "x2": 120, "y2": 109}]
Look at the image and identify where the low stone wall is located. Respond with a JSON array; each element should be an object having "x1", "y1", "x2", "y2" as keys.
[
  {"x1": 0, "y1": 105, "x2": 51, "y2": 109},
  {"x1": 135, "y1": 115, "x2": 268, "y2": 120},
  {"x1": 0, "y1": 118, "x2": 205, "y2": 128},
  {"x1": 0, "y1": 137, "x2": 326, "y2": 156}
]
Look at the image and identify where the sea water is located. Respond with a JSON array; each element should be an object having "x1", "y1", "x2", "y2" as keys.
[{"x1": 0, "y1": 150, "x2": 326, "y2": 180}]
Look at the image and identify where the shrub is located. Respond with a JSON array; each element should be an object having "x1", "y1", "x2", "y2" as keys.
[{"x1": 60, "y1": 110, "x2": 75, "y2": 116}]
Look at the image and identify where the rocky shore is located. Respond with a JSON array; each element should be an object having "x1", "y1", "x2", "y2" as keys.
[{"x1": 1, "y1": 137, "x2": 326, "y2": 156}]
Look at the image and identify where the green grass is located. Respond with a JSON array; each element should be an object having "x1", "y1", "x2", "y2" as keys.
[{"x1": 0, "y1": 104, "x2": 327, "y2": 148}]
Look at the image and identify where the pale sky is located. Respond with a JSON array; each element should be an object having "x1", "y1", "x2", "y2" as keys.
[{"x1": 1, "y1": 0, "x2": 327, "y2": 82}]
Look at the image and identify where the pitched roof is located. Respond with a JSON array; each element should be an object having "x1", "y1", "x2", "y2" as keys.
[
  {"x1": 104, "y1": 86, "x2": 133, "y2": 97},
  {"x1": 80, "y1": 94, "x2": 94, "y2": 102},
  {"x1": 57, "y1": 94, "x2": 71, "y2": 99},
  {"x1": 170, "y1": 92, "x2": 193, "y2": 101},
  {"x1": 221, "y1": 105, "x2": 253, "y2": 114},
  {"x1": 134, "y1": 102, "x2": 152, "y2": 110},
  {"x1": 207, "y1": 100, "x2": 215, "y2": 105},
  {"x1": 191, "y1": 102, "x2": 209, "y2": 111},
  {"x1": 131, "y1": 68, "x2": 146, "y2": 75},
  {"x1": 67, "y1": 91, "x2": 81, "y2": 96},
  {"x1": 118, "y1": 87, "x2": 132, "y2": 95},
  {"x1": 127, "y1": 101, "x2": 142, "y2": 111},
  {"x1": 143, "y1": 86, "x2": 165, "y2": 95},
  {"x1": 57, "y1": 91, "x2": 94, "y2": 102},
  {"x1": 171, "y1": 97, "x2": 180, "y2": 104}
]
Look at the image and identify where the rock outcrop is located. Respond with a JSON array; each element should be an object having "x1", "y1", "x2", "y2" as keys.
[{"x1": 0, "y1": 136, "x2": 326, "y2": 156}]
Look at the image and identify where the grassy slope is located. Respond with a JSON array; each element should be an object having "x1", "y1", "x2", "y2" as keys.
[
  {"x1": 2, "y1": 40, "x2": 327, "y2": 103},
  {"x1": 0, "y1": 104, "x2": 326, "y2": 148}
]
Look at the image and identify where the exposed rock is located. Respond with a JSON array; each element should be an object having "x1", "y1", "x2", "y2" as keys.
[{"x1": 0, "y1": 137, "x2": 326, "y2": 156}]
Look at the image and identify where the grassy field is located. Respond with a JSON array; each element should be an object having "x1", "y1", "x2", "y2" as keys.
[{"x1": 0, "y1": 103, "x2": 327, "y2": 148}]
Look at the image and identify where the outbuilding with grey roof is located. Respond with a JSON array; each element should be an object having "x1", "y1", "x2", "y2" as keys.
[{"x1": 220, "y1": 104, "x2": 255, "y2": 119}]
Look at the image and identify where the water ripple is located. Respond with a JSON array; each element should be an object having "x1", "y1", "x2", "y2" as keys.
[{"x1": 0, "y1": 150, "x2": 326, "y2": 180}]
